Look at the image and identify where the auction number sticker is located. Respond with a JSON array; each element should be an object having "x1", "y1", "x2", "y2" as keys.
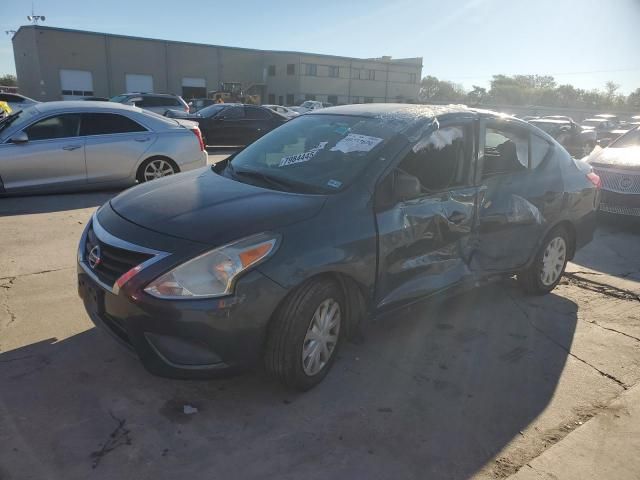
[
  {"x1": 331, "y1": 134, "x2": 383, "y2": 154},
  {"x1": 279, "y1": 142, "x2": 327, "y2": 167}
]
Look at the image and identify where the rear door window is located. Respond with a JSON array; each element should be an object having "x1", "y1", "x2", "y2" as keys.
[
  {"x1": 222, "y1": 106, "x2": 244, "y2": 119},
  {"x1": 80, "y1": 113, "x2": 146, "y2": 136},
  {"x1": 24, "y1": 114, "x2": 81, "y2": 141},
  {"x1": 482, "y1": 126, "x2": 528, "y2": 177},
  {"x1": 244, "y1": 106, "x2": 271, "y2": 120}
]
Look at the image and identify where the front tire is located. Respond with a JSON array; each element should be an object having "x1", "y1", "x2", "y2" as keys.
[
  {"x1": 265, "y1": 278, "x2": 344, "y2": 391},
  {"x1": 518, "y1": 226, "x2": 569, "y2": 295},
  {"x1": 136, "y1": 157, "x2": 179, "y2": 183}
]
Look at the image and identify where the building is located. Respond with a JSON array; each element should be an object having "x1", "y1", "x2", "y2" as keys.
[{"x1": 12, "y1": 25, "x2": 422, "y2": 106}]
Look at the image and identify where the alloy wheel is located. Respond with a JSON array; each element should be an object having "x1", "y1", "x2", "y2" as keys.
[
  {"x1": 143, "y1": 159, "x2": 176, "y2": 181},
  {"x1": 302, "y1": 298, "x2": 341, "y2": 376}
]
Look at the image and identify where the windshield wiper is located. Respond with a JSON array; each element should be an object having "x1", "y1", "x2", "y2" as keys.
[
  {"x1": 0, "y1": 110, "x2": 22, "y2": 132},
  {"x1": 232, "y1": 168, "x2": 298, "y2": 191}
]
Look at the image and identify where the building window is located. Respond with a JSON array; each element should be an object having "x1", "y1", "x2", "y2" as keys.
[
  {"x1": 409, "y1": 73, "x2": 417, "y2": 83},
  {"x1": 367, "y1": 69, "x2": 376, "y2": 80},
  {"x1": 305, "y1": 64, "x2": 317, "y2": 76},
  {"x1": 364, "y1": 97, "x2": 374, "y2": 103},
  {"x1": 268, "y1": 65, "x2": 276, "y2": 76},
  {"x1": 327, "y1": 95, "x2": 338, "y2": 105},
  {"x1": 286, "y1": 94, "x2": 294, "y2": 105},
  {"x1": 287, "y1": 64, "x2": 295, "y2": 75},
  {"x1": 278, "y1": 95, "x2": 284, "y2": 105},
  {"x1": 268, "y1": 93, "x2": 276, "y2": 104},
  {"x1": 328, "y1": 66, "x2": 339, "y2": 78},
  {"x1": 305, "y1": 94, "x2": 316, "y2": 101},
  {"x1": 351, "y1": 96, "x2": 360, "y2": 104},
  {"x1": 353, "y1": 69, "x2": 361, "y2": 80}
]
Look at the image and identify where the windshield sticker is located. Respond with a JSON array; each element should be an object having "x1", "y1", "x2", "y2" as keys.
[
  {"x1": 330, "y1": 134, "x2": 383, "y2": 154},
  {"x1": 327, "y1": 179, "x2": 342, "y2": 189},
  {"x1": 333, "y1": 125, "x2": 350, "y2": 135},
  {"x1": 279, "y1": 142, "x2": 327, "y2": 167}
]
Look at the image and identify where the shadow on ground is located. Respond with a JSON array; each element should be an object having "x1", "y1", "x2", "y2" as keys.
[
  {"x1": 0, "y1": 281, "x2": 577, "y2": 480},
  {"x1": 0, "y1": 190, "x2": 119, "y2": 216},
  {"x1": 572, "y1": 214, "x2": 640, "y2": 281}
]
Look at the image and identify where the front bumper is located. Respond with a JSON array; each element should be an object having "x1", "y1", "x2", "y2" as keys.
[
  {"x1": 600, "y1": 190, "x2": 640, "y2": 217},
  {"x1": 77, "y1": 214, "x2": 288, "y2": 379}
]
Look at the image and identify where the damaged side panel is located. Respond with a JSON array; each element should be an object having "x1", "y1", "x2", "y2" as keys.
[{"x1": 375, "y1": 187, "x2": 478, "y2": 308}]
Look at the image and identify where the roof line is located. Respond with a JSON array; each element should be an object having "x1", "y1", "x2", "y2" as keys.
[{"x1": 13, "y1": 25, "x2": 423, "y2": 67}]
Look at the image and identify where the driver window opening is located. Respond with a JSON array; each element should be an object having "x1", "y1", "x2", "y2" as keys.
[
  {"x1": 396, "y1": 125, "x2": 471, "y2": 193},
  {"x1": 482, "y1": 127, "x2": 528, "y2": 177}
]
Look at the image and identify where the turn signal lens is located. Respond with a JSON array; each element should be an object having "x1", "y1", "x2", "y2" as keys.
[
  {"x1": 587, "y1": 172, "x2": 601, "y2": 189},
  {"x1": 239, "y1": 243, "x2": 273, "y2": 268}
]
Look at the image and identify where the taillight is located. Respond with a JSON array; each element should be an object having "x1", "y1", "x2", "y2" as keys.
[
  {"x1": 192, "y1": 128, "x2": 205, "y2": 151},
  {"x1": 587, "y1": 171, "x2": 601, "y2": 189}
]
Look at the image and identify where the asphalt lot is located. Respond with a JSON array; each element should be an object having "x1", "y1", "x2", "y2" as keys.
[{"x1": 1, "y1": 158, "x2": 640, "y2": 480}]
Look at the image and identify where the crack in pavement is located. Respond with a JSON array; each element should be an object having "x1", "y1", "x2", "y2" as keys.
[
  {"x1": 588, "y1": 321, "x2": 640, "y2": 343},
  {"x1": 561, "y1": 273, "x2": 640, "y2": 302},
  {"x1": 0, "y1": 267, "x2": 75, "y2": 282},
  {"x1": 90, "y1": 412, "x2": 132, "y2": 469},
  {"x1": 506, "y1": 291, "x2": 629, "y2": 391}
]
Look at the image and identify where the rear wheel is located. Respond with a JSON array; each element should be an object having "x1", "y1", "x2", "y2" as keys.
[
  {"x1": 136, "y1": 157, "x2": 179, "y2": 183},
  {"x1": 265, "y1": 278, "x2": 344, "y2": 391},
  {"x1": 518, "y1": 226, "x2": 569, "y2": 295}
]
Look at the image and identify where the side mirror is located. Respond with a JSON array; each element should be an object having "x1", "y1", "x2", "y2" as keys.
[
  {"x1": 10, "y1": 132, "x2": 28, "y2": 144},
  {"x1": 393, "y1": 170, "x2": 421, "y2": 201}
]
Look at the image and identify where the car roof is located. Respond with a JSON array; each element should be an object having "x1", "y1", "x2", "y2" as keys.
[
  {"x1": 531, "y1": 118, "x2": 569, "y2": 125},
  {"x1": 31, "y1": 100, "x2": 144, "y2": 113},
  {"x1": 119, "y1": 92, "x2": 179, "y2": 98},
  {"x1": 583, "y1": 118, "x2": 607, "y2": 122}
]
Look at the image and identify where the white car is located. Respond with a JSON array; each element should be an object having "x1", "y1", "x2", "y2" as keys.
[
  {"x1": 0, "y1": 101, "x2": 207, "y2": 195},
  {"x1": 262, "y1": 104, "x2": 299, "y2": 119},
  {"x1": 110, "y1": 93, "x2": 190, "y2": 115},
  {"x1": 0, "y1": 92, "x2": 38, "y2": 112},
  {"x1": 290, "y1": 100, "x2": 324, "y2": 114}
]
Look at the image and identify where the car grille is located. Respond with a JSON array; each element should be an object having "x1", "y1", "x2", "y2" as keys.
[
  {"x1": 592, "y1": 168, "x2": 640, "y2": 194},
  {"x1": 84, "y1": 224, "x2": 153, "y2": 288},
  {"x1": 600, "y1": 204, "x2": 640, "y2": 217}
]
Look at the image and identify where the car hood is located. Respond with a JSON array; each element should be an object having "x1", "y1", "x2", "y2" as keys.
[
  {"x1": 586, "y1": 146, "x2": 640, "y2": 168},
  {"x1": 110, "y1": 168, "x2": 327, "y2": 245}
]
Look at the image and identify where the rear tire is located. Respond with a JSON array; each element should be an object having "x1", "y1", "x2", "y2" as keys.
[
  {"x1": 518, "y1": 226, "x2": 569, "y2": 295},
  {"x1": 136, "y1": 157, "x2": 179, "y2": 183},
  {"x1": 265, "y1": 278, "x2": 345, "y2": 391}
]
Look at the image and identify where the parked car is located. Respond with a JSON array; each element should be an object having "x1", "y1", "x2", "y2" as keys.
[
  {"x1": 166, "y1": 103, "x2": 287, "y2": 146},
  {"x1": 262, "y1": 104, "x2": 300, "y2": 119},
  {"x1": 0, "y1": 92, "x2": 38, "y2": 112},
  {"x1": 110, "y1": 93, "x2": 189, "y2": 115},
  {"x1": 0, "y1": 101, "x2": 206, "y2": 195},
  {"x1": 586, "y1": 127, "x2": 640, "y2": 217},
  {"x1": 529, "y1": 118, "x2": 596, "y2": 157},
  {"x1": 290, "y1": 100, "x2": 324, "y2": 114},
  {"x1": 187, "y1": 98, "x2": 216, "y2": 113},
  {"x1": 77, "y1": 104, "x2": 600, "y2": 390},
  {"x1": 581, "y1": 118, "x2": 619, "y2": 146},
  {"x1": 81, "y1": 96, "x2": 110, "y2": 102},
  {"x1": 593, "y1": 114, "x2": 620, "y2": 126}
]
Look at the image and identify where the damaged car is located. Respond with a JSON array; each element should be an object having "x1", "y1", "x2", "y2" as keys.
[
  {"x1": 529, "y1": 117, "x2": 596, "y2": 157},
  {"x1": 78, "y1": 104, "x2": 600, "y2": 390},
  {"x1": 586, "y1": 126, "x2": 640, "y2": 216}
]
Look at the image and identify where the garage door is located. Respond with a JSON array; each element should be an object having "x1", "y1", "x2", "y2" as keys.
[
  {"x1": 60, "y1": 69, "x2": 94, "y2": 100},
  {"x1": 125, "y1": 74, "x2": 154, "y2": 93},
  {"x1": 182, "y1": 77, "x2": 206, "y2": 99}
]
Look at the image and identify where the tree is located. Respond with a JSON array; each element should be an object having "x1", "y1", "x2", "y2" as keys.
[
  {"x1": 0, "y1": 74, "x2": 17, "y2": 86},
  {"x1": 419, "y1": 76, "x2": 441, "y2": 101},
  {"x1": 605, "y1": 81, "x2": 620, "y2": 101},
  {"x1": 418, "y1": 75, "x2": 466, "y2": 103},
  {"x1": 466, "y1": 85, "x2": 486, "y2": 105}
]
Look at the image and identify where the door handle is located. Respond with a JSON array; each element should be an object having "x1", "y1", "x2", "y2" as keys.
[
  {"x1": 62, "y1": 145, "x2": 82, "y2": 151},
  {"x1": 135, "y1": 137, "x2": 151, "y2": 142}
]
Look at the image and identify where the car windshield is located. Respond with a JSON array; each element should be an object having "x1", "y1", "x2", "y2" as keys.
[
  {"x1": 609, "y1": 128, "x2": 640, "y2": 148},
  {"x1": 582, "y1": 119, "x2": 605, "y2": 127},
  {"x1": 198, "y1": 104, "x2": 228, "y2": 117},
  {"x1": 109, "y1": 95, "x2": 129, "y2": 103},
  {"x1": 301, "y1": 101, "x2": 316, "y2": 108},
  {"x1": 531, "y1": 121, "x2": 561, "y2": 134},
  {"x1": 0, "y1": 105, "x2": 39, "y2": 136},
  {"x1": 227, "y1": 114, "x2": 401, "y2": 193}
]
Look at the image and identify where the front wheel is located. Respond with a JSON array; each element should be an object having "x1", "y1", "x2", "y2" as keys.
[
  {"x1": 518, "y1": 226, "x2": 569, "y2": 295},
  {"x1": 136, "y1": 157, "x2": 179, "y2": 183},
  {"x1": 265, "y1": 279, "x2": 344, "y2": 391}
]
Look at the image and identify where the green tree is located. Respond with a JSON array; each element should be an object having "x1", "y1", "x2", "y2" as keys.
[{"x1": 0, "y1": 74, "x2": 17, "y2": 86}]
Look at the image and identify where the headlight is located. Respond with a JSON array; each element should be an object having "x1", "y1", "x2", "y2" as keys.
[{"x1": 144, "y1": 233, "x2": 279, "y2": 299}]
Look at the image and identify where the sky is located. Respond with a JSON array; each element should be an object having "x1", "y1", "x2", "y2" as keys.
[{"x1": 1, "y1": 0, "x2": 639, "y2": 94}]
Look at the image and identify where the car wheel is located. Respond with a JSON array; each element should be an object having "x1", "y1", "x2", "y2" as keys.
[
  {"x1": 518, "y1": 226, "x2": 569, "y2": 295},
  {"x1": 136, "y1": 157, "x2": 179, "y2": 183},
  {"x1": 265, "y1": 278, "x2": 344, "y2": 391}
]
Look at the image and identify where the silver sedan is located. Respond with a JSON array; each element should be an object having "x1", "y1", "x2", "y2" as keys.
[{"x1": 0, "y1": 101, "x2": 207, "y2": 195}]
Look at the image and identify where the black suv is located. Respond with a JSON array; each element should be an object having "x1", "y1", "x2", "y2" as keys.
[{"x1": 78, "y1": 104, "x2": 600, "y2": 390}]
